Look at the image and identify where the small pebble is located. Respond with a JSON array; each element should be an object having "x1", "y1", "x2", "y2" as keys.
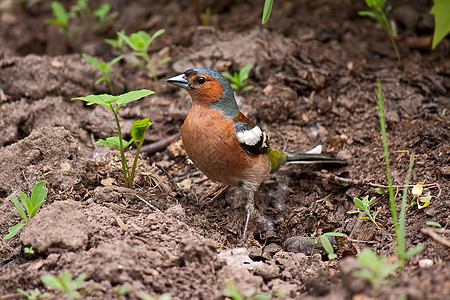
[{"x1": 418, "y1": 258, "x2": 433, "y2": 268}]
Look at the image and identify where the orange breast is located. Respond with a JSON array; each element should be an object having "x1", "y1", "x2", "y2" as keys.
[{"x1": 182, "y1": 105, "x2": 270, "y2": 188}]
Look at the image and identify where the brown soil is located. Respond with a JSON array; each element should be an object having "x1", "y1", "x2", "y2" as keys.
[{"x1": 0, "y1": 0, "x2": 449, "y2": 299}]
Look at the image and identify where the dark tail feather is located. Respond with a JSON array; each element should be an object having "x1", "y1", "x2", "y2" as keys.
[{"x1": 285, "y1": 152, "x2": 347, "y2": 165}]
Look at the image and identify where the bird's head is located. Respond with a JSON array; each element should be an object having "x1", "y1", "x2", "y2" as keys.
[{"x1": 167, "y1": 68, "x2": 238, "y2": 117}]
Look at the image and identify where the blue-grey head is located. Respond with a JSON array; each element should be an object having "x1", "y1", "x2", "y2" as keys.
[{"x1": 167, "y1": 68, "x2": 238, "y2": 118}]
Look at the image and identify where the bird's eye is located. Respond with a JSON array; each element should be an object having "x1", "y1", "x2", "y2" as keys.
[{"x1": 196, "y1": 77, "x2": 206, "y2": 84}]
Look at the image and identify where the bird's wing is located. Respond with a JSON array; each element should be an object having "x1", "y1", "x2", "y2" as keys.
[{"x1": 233, "y1": 112, "x2": 270, "y2": 155}]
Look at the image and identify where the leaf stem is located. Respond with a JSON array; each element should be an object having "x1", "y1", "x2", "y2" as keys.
[
  {"x1": 129, "y1": 139, "x2": 144, "y2": 188},
  {"x1": 110, "y1": 104, "x2": 130, "y2": 188}
]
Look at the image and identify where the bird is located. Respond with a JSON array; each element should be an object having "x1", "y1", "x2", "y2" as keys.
[{"x1": 167, "y1": 68, "x2": 345, "y2": 243}]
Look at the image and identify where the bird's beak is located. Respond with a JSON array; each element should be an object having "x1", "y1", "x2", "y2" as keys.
[{"x1": 166, "y1": 74, "x2": 189, "y2": 89}]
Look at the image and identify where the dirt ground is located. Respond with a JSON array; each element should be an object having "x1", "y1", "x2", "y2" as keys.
[{"x1": 0, "y1": 0, "x2": 449, "y2": 299}]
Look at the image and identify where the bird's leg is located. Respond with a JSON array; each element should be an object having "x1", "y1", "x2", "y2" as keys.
[
  {"x1": 200, "y1": 185, "x2": 229, "y2": 208},
  {"x1": 239, "y1": 189, "x2": 255, "y2": 245}
]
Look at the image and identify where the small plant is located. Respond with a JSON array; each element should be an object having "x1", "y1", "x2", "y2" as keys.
[
  {"x1": 72, "y1": 90, "x2": 154, "y2": 188},
  {"x1": 430, "y1": 0, "x2": 450, "y2": 49},
  {"x1": 82, "y1": 54, "x2": 124, "y2": 93},
  {"x1": 3, "y1": 181, "x2": 48, "y2": 240},
  {"x1": 377, "y1": 79, "x2": 424, "y2": 271},
  {"x1": 17, "y1": 288, "x2": 49, "y2": 300},
  {"x1": 46, "y1": 0, "x2": 118, "y2": 40},
  {"x1": 347, "y1": 195, "x2": 380, "y2": 228},
  {"x1": 42, "y1": 270, "x2": 87, "y2": 300},
  {"x1": 105, "y1": 29, "x2": 127, "y2": 53},
  {"x1": 24, "y1": 247, "x2": 35, "y2": 254},
  {"x1": 117, "y1": 30, "x2": 171, "y2": 90},
  {"x1": 46, "y1": 2, "x2": 74, "y2": 39},
  {"x1": 358, "y1": 0, "x2": 401, "y2": 62},
  {"x1": 354, "y1": 248, "x2": 399, "y2": 297},
  {"x1": 310, "y1": 232, "x2": 345, "y2": 260},
  {"x1": 222, "y1": 64, "x2": 254, "y2": 92},
  {"x1": 223, "y1": 282, "x2": 270, "y2": 300}
]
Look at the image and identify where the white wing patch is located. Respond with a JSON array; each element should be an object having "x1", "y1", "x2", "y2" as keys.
[{"x1": 236, "y1": 126, "x2": 263, "y2": 146}]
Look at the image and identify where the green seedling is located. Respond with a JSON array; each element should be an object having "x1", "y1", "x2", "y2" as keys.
[
  {"x1": 3, "y1": 181, "x2": 48, "y2": 240},
  {"x1": 426, "y1": 221, "x2": 442, "y2": 228},
  {"x1": 430, "y1": 0, "x2": 450, "y2": 49},
  {"x1": 262, "y1": 0, "x2": 274, "y2": 24},
  {"x1": 203, "y1": 7, "x2": 211, "y2": 26},
  {"x1": 377, "y1": 79, "x2": 424, "y2": 271},
  {"x1": 82, "y1": 53, "x2": 124, "y2": 93},
  {"x1": 42, "y1": 270, "x2": 87, "y2": 300},
  {"x1": 222, "y1": 64, "x2": 254, "y2": 92},
  {"x1": 105, "y1": 30, "x2": 127, "y2": 53},
  {"x1": 17, "y1": 288, "x2": 49, "y2": 300},
  {"x1": 310, "y1": 232, "x2": 345, "y2": 260},
  {"x1": 358, "y1": 0, "x2": 401, "y2": 62},
  {"x1": 46, "y1": 0, "x2": 118, "y2": 40},
  {"x1": 354, "y1": 248, "x2": 399, "y2": 297},
  {"x1": 91, "y1": 3, "x2": 118, "y2": 31},
  {"x1": 72, "y1": 90, "x2": 154, "y2": 188},
  {"x1": 223, "y1": 282, "x2": 270, "y2": 300},
  {"x1": 117, "y1": 30, "x2": 171, "y2": 91},
  {"x1": 347, "y1": 195, "x2": 380, "y2": 228},
  {"x1": 24, "y1": 247, "x2": 35, "y2": 254},
  {"x1": 46, "y1": 2, "x2": 74, "y2": 40}
]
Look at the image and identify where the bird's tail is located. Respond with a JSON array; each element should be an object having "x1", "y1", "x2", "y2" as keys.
[{"x1": 267, "y1": 147, "x2": 346, "y2": 173}]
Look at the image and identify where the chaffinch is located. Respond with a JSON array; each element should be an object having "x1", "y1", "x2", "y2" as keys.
[{"x1": 167, "y1": 68, "x2": 345, "y2": 242}]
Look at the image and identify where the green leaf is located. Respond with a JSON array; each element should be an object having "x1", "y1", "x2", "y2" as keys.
[
  {"x1": 357, "y1": 248, "x2": 379, "y2": 270},
  {"x1": 72, "y1": 94, "x2": 118, "y2": 107},
  {"x1": 148, "y1": 29, "x2": 165, "y2": 47},
  {"x1": 360, "y1": 217, "x2": 371, "y2": 221},
  {"x1": 30, "y1": 181, "x2": 48, "y2": 208},
  {"x1": 94, "y1": 77, "x2": 107, "y2": 85},
  {"x1": 108, "y1": 55, "x2": 124, "y2": 67},
  {"x1": 156, "y1": 57, "x2": 172, "y2": 69},
  {"x1": 47, "y1": 1, "x2": 69, "y2": 26},
  {"x1": 239, "y1": 64, "x2": 253, "y2": 82},
  {"x1": 430, "y1": 0, "x2": 450, "y2": 49},
  {"x1": 346, "y1": 210, "x2": 361, "y2": 214},
  {"x1": 358, "y1": 10, "x2": 378, "y2": 19},
  {"x1": 82, "y1": 53, "x2": 102, "y2": 70},
  {"x1": 117, "y1": 31, "x2": 135, "y2": 51},
  {"x1": 322, "y1": 232, "x2": 346, "y2": 237},
  {"x1": 131, "y1": 118, "x2": 152, "y2": 142},
  {"x1": 95, "y1": 137, "x2": 133, "y2": 149},
  {"x1": 320, "y1": 235, "x2": 334, "y2": 254},
  {"x1": 353, "y1": 197, "x2": 366, "y2": 211},
  {"x1": 131, "y1": 31, "x2": 151, "y2": 51},
  {"x1": 375, "y1": 187, "x2": 385, "y2": 194},
  {"x1": 221, "y1": 72, "x2": 235, "y2": 82},
  {"x1": 367, "y1": 196, "x2": 377, "y2": 206},
  {"x1": 405, "y1": 245, "x2": 424, "y2": 259},
  {"x1": 18, "y1": 192, "x2": 32, "y2": 218},
  {"x1": 426, "y1": 221, "x2": 442, "y2": 228},
  {"x1": 241, "y1": 85, "x2": 254, "y2": 92},
  {"x1": 115, "y1": 90, "x2": 154, "y2": 107},
  {"x1": 3, "y1": 223, "x2": 26, "y2": 240},
  {"x1": 13, "y1": 195, "x2": 28, "y2": 222},
  {"x1": 42, "y1": 274, "x2": 64, "y2": 291},
  {"x1": 93, "y1": 3, "x2": 111, "y2": 20},
  {"x1": 262, "y1": 0, "x2": 274, "y2": 24}
]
